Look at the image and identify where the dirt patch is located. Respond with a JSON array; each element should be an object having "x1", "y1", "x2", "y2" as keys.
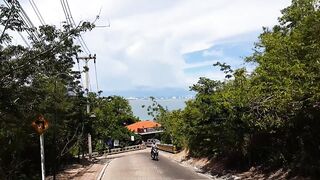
[{"x1": 46, "y1": 156, "x2": 108, "y2": 180}]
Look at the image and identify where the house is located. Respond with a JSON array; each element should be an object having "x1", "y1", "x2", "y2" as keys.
[{"x1": 126, "y1": 120, "x2": 161, "y2": 134}]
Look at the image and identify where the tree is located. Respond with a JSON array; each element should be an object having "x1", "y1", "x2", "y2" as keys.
[
  {"x1": 156, "y1": 0, "x2": 320, "y2": 176},
  {"x1": 91, "y1": 95, "x2": 139, "y2": 150},
  {"x1": 0, "y1": 1, "x2": 94, "y2": 178},
  {"x1": 246, "y1": 0, "x2": 320, "y2": 170}
]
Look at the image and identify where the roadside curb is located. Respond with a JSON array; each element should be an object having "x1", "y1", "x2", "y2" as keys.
[
  {"x1": 96, "y1": 160, "x2": 110, "y2": 180},
  {"x1": 160, "y1": 151, "x2": 214, "y2": 179}
]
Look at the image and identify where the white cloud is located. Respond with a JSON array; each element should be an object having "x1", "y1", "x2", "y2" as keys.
[
  {"x1": 15, "y1": 0, "x2": 291, "y2": 95},
  {"x1": 202, "y1": 49, "x2": 224, "y2": 57},
  {"x1": 184, "y1": 60, "x2": 217, "y2": 70}
]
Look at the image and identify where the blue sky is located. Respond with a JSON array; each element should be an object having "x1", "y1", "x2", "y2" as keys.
[
  {"x1": 13, "y1": 0, "x2": 291, "y2": 97},
  {"x1": 183, "y1": 31, "x2": 259, "y2": 76}
]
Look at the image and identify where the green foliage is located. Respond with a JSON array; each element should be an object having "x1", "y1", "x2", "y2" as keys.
[
  {"x1": 0, "y1": 1, "x2": 96, "y2": 178},
  {"x1": 156, "y1": 0, "x2": 320, "y2": 176},
  {"x1": 143, "y1": 96, "x2": 167, "y2": 120},
  {"x1": 0, "y1": 1, "x2": 137, "y2": 177},
  {"x1": 91, "y1": 95, "x2": 140, "y2": 149}
]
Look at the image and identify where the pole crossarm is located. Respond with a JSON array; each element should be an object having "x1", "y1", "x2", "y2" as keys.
[{"x1": 76, "y1": 54, "x2": 96, "y2": 60}]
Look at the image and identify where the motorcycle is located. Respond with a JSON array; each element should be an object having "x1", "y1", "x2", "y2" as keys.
[{"x1": 151, "y1": 147, "x2": 159, "y2": 160}]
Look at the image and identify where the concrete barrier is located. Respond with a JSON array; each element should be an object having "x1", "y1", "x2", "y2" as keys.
[
  {"x1": 157, "y1": 144, "x2": 177, "y2": 153},
  {"x1": 102, "y1": 144, "x2": 146, "y2": 155},
  {"x1": 79, "y1": 144, "x2": 147, "y2": 158}
]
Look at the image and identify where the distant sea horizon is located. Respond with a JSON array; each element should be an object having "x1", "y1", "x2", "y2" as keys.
[{"x1": 128, "y1": 98, "x2": 190, "y2": 120}]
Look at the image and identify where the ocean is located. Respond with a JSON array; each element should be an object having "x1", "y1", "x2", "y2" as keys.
[{"x1": 128, "y1": 99, "x2": 188, "y2": 120}]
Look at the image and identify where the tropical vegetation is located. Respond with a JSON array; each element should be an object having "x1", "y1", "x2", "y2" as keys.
[
  {"x1": 156, "y1": 0, "x2": 320, "y2": 177},
  {"x1": 0, "y1": 1, "x2": 137, "y2": 179}
]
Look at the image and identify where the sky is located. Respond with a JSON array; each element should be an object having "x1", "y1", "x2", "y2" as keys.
[{"x1": 10, "y1": 0, "x2": 291, "y2": 97}]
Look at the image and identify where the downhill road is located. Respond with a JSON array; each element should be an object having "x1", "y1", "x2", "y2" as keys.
[{"x1": 102, "y1": 149, "x2": 209, "y2": 180}]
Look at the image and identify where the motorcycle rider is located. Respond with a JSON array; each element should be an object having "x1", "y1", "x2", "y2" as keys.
[
  {"x1": 151, "y1": 141, "x2": 158, "y2": 159},
  {"x1": 151, "y1": 141, "x2": 157, "y2": 152}
]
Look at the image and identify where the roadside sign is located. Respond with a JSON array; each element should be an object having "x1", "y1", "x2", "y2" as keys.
[
  {"x1": 32, "y1": 115, "x2": 49, "y2": 135},
  {"x1": 114, "y1": 139, "x2": 119, "y2": 147},
  {"x1": 31, "y1": 115, "x2": 49, "y2": 180},
  {"x1": 131, "y1": 135, "x2": 134, "y2": 141}
]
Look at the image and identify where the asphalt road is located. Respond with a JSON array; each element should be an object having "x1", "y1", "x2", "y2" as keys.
[{"x1": 102, "y1": 149, "x2": 209, "y2": 180}]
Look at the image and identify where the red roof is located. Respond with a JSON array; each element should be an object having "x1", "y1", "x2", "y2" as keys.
[{"x1": 126, "y1": 120, "x2": 161, "y2": 132}]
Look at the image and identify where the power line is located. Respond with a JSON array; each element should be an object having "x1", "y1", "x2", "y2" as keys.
[
  {"x1": 64, "y1": 0, "x2": 91, "y2": 54},
  {"x1": 0, "y1": 0, "x2": 15, "y2": 42},
  {"x1": 60, "y1": 0, "x2": 90, "y2": 57},
  {"x1": 60, "y1": 0, "x2": 100, "y2": 93},
  {"x1": 17, "y1": 32, "x2": 30, "y2": 47},
  {"x1": 60, "y1": 0, "x2": 89, "y2": 54},
  {"x1": 5, "y1": 0, "x2": 40, "y2": 43},
  {"x1": 18, "y1": 3, "x2": 40, "y2": 41},
  {"x1": 29, "y1": 0, "x2": 46, "y2": 25},
  {"x1": 60, "y1": 0, "x2": 91, "y2": 55},
  {"x1": 60, "y1": 0, "x2": 72, "y2": 26},
  {"x1": 78, "y1": 35, "x2": 91, "y2": 55}
]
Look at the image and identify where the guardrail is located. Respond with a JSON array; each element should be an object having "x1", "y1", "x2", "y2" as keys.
[
  {"x1": 157, "y1": 144, "x2": 178, "y2": 154},
  {"x1": 79, "y1": 144, "x2": 147, "y2": 158},
  {"x1": 97, "y1": 144, "x2": 146, "y2": 156},
  {"x1": 105, "y1": 144, "x2": 146, "y2": 155}
]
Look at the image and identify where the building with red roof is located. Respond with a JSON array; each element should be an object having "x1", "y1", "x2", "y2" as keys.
[{"x1": 126, "y1": 120, "x2": 161, "y2": 134}]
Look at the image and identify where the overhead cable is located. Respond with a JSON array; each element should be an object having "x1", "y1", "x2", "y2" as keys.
[
  {"x1": 29, "y1": 0, "x2": 46, "y2": 25},
  {"x1": 5, "y1": 0, "x2": 40, "y2": 43},
  {"x1": 18, "y1": 32, "x2": 30, "y2": 47},
  {"x1": 60, "y1": 0, "x2": 91, "y2": 55},
  {"x1": 65, "y1": 0, "x2": 91, "y2": 54}
]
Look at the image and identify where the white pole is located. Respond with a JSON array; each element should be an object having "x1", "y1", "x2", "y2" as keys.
[
  {"x1": 88, "y1": 133, "x2": 92, "y2": 159},
  {"x1": 85, "y1": 59, "x2": 90, "y2": 97},
  {"x1": 40, "y1": 134, "x2": 45, "y2": 180},
  {"x1": 85, "y1": 59, "x2": 92, "y2": 159}
]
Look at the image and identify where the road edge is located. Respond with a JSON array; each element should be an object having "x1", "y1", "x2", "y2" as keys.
[
  {"x1": 96, "y1": 160, "x2": 110, "y2": 180},
  {"x1": 158, "y1": 149, "x2": 214, "y2": 179}
]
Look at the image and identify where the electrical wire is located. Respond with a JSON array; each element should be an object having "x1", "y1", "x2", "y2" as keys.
[
  {"x1": 19, "y1": 4, "x2": 40, "y2": 41},
  {"x1": 61, "y1": 0, "x2": 91, "y2": 55},
  {"x1": 17, "y1": 32, "x2": 30, "y2": 47},
  {"x1": 60, "y1": 0, "x2": 100, "y2": 93},
  {"x1": 5, "y1": 0, "x2": 40, "y2": 43},
  {"x1": 60, "y1": 0, "x2": 89, "y2": 56},
  {"x1": 64, "y1": 0, "x2": 91, "y2": 54},
  {"x1": 0, "y1": 1, "x2": 14, "y2": 42},
  {"x1": 60, "y1": 0, "x2": 72, "y2": 26},
  {"x1": 29, "y1": 0, "x2": 46, "y2": 25},
  {"x1": 3, "y1": 0, "x2": 38, "y2": 44},
  {"x1": 78, "y1": 35, "x2": 90, "y2": 54}
]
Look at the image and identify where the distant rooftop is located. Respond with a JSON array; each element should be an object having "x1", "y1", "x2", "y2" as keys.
[{"x1": 126, "y1": 120, "x2": 161, "y2": 133}]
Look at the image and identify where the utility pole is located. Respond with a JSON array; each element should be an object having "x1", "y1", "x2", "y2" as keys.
[{"x1": 77, "y1": 54, "x2": 96, "y2": 159}]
